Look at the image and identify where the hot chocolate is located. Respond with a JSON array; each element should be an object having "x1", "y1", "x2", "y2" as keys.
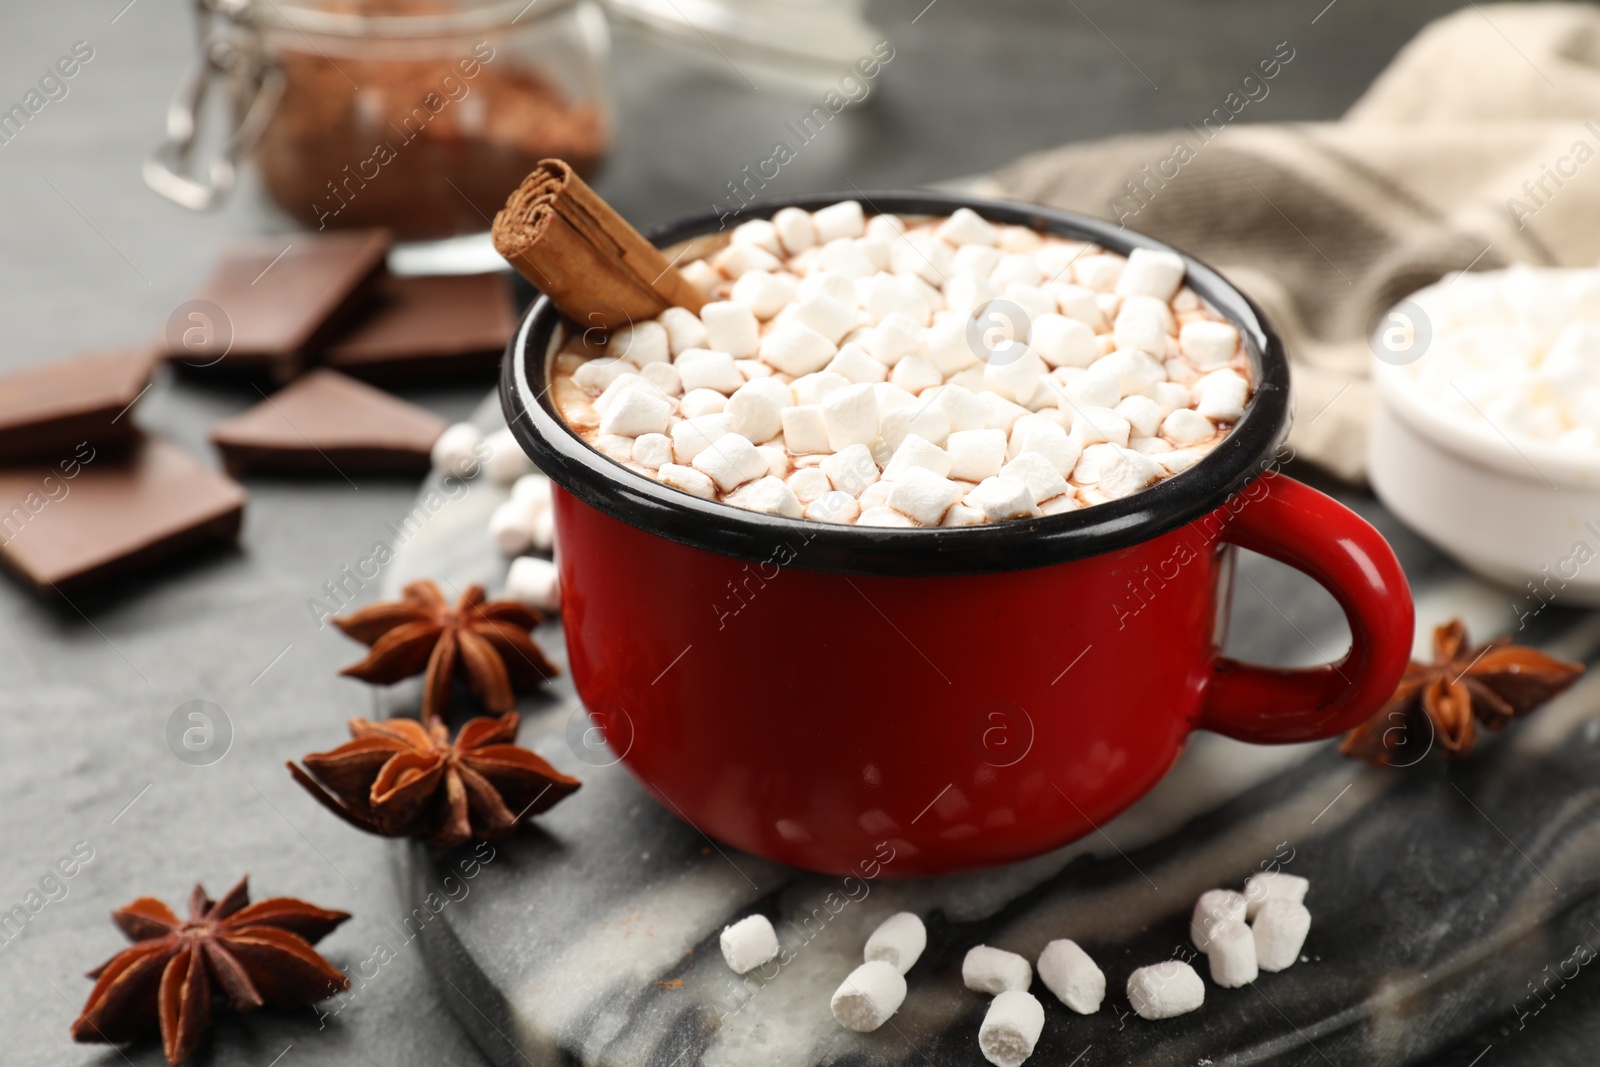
[{"x1": 550, "y1": 202, "x2": 1253, "y2": 528}]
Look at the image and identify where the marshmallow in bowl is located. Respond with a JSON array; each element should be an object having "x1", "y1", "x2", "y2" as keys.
[{"x1": 550, "y1": 202, "x2": 1254, "y2": 527}]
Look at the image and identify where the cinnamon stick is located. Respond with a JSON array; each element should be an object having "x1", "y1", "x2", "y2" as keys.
[{"x1": 492, "y1": 159, "x2": 706, "y2": 330}]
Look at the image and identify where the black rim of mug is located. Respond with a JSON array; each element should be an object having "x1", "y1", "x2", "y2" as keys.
[{"x1": 499, "y1": 190, "x2": 1292, "y2": 577}]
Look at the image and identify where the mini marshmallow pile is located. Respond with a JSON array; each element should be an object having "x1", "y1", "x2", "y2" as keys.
[
  {"x1": 552, "y1": 202, "x2": 1252, "y2": 528},
  {"x1": 1401, "y1": 265, "x2": 1600, "y2": 448},
  {"x1": 430, "y1": 422, "x2": 562, "y2": 613},
  {"x1": 1190, "y1": 871, "x2": 1312, "y2": 995}
]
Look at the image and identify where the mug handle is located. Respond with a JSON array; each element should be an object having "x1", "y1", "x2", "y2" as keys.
[{"x1": 1198, "y1": 474, "x2": 1415, "y2": 743}]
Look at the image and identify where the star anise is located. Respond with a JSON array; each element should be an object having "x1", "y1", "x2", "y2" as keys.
[
  {"x1": 1342, "y1": 619, "x2": 1584, "y2": 766},
  {"x1": 287, "y1": 712, "x2": 580, "y2": 847},
  {"x1": 334, "y1": 579, "x2": 558, "y2": 721},
  {"x1": 71, "y1": 877, "x2": 349, "y2": 1066}
]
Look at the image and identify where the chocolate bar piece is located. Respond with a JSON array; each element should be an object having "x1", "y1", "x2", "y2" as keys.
[
  {"x1": 165, "y1": 230, "x2": 392, "y2": 380},
  {"x1": 209, "y1": 369, "x2": 447, "y2": 477},
  {"x1": 0, "y1": 348, "x2": 154, "y2": 461},
  {"x1": 0, "y1": 436, "x2": 246, "y2": 598},
  {"x1": 323, "y1": 272, "x2": 517, "y2": 383}
]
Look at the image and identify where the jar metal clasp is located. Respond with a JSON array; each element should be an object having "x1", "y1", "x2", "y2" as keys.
[{"x1": 145, "y1": 0, "x2": 284, "y2": 211}]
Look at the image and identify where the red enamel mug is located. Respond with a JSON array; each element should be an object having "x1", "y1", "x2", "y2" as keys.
[{"x1": 501, "y1": 192, "x2": 1414, "y2": 878}]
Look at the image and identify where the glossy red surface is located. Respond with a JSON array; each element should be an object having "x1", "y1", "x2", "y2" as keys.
[{"x1": 553, "y1": 471, "x2": 1413, "y2": 878}]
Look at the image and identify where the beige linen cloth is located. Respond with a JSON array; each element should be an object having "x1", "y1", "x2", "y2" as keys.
[{"x1": 985, "y1": 3, "x2": 1600, "y2": 483}]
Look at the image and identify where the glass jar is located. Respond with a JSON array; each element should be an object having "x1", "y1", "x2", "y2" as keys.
[{"x1": 149, "y1": 0, "x2": 612, "y2": 241}]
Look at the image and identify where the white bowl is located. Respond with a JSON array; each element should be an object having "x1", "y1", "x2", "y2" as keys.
[{"x1": 1369, "y1": 340, "x2": 1600, "y2": 606}]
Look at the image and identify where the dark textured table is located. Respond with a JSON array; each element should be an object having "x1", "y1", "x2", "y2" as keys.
[{"x1": 0, "y1": 2, "x2": 1543, "y2": 1065}]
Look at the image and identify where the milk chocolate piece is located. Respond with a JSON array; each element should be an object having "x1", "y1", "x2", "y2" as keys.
[
  {"x1": 0, "y1": 436, "x2": 246, "y2": 598},
  {"x1": 209, "y1": 369, "x2": 447, "y2": 477},
  {"x1": 0, "y1": 348, "x2": 155, "y2": 461},
  {"x1": 323, "y1": 273, "x2": 516, "y2": 383},
  {"x1": 166, "y1": 230, "x2": 392, "y2": 380}
]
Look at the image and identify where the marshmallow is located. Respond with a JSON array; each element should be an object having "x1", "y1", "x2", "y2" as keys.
[
  {"x1": 678, "y1": 257, "x2": 723, "y2": 292},
  {"x1": 946, "y1": 274, "x2": 999, "y2": 317},
  {"x1": 828, "y1": 343, "x2": 890, "y2": 384},
  {"x1": 1005, "y1": 283, "x2": 1056, "y2": 324},
  {"x1": 1059, "y1": 366, "x2": 1121, "y2": 410},
  {"x1": 1098, "y1": 447, "x2": 1164, "y2": 498},
  {"x1": 672, "y1": 413, "x2": 732, "y2": 464},
  {"x1": 1162, "y1": 408, "x2": 1216, "y2": 446},
  {"x1": 962, "y1": 944, "x2": 1032, "y2": 995},
  {"x1": 983, "y1": 392, "x2": 1032, "y2": 432},
  {"x1": 1029, "y1": 315, "x2": 1098, "y2": 369},
  {"x1": 1040, "y1": 493, "x2": 1080, "y2": 515},
  {"x1": 867, "y1": 213, "x2": 907, "y2": 240},
  {"x1": 1252, "y1": 900, "x2": 1311, "y2": 972},
  {"x1": 1114, "y1": 296, "x2": 1170, "y2": 356},
  {"x1": 731, "y1": 270, "x2": 800, "y2": 319},
  {"x1": 857, "y1": 505, "x2": 915, "y2": 527},
  {"x1": 1036, "y1": 939, "x2": 1104, "y2": 1015},
  {"x1": 772, "y1": 206, "x2": 816, "y2": 254},
  {"x1": 762, "y1": 321, "x2": 838, "y2": 377},
  {"x1": 861, "y1": 273, "x2": 934, "y2": 326},
  {"x1": 822, "y1": 383, "x2": 881, "y2": 451},
  {"x1": 1194, "y1": 368, "x2": 1250, "y2": 421},
  {"x1": 599, "y1": 387, "x2": 672, "y2": 437},
  {"x1": 720, "y1": 914, "x2": 780, "y2": 974},
  {"x1": 692, "y1": 433, "x2": 768, "y2": 491},
  {"x1": 891, "y1": 354, "x2": 944, "y2": 394},
  {"x1": 757, "y1": 444, "x2": 790, "y2": 478},
  {"x1": 1159, "y1": 448, "x2": 1207, "y2": 475},
  {"x1": 938, "y1": 207, "x2": 998, "y2": 247},
  {"x1": 431, "y1": 422, "x2": 484, "y2": 477},
  {"x1": 808, "y1": 490, "x2": 861, "y2": 523},
  {"x1": 725, "y1": 378, "x2": 791, "y2": 443},
  {"x1": 1095, "y1": 349, "x2": 1167, "y2": 397},
  {"x1": 821, "y1": 443, "x2": 880, "y2": 496},
  {"x1": 979, "y1": 991, "x2": 1045, "y2": 1067},
  {"x1": 1243, "y1": 872, "x2": 1310, "y2": 919},
  {"x1": 968, "y1": 476, "x2": 1039, "y2": 521},
  {"x1": 935, "y1": 384, "x2": 991, "y2": 431},
  {"x1": 875, "y1": 382, "x2": 920, "y2": 413},
  {"x1": 948, "y1": 428, "x2": 1009, "y2": 482},
  {"x1": 1116, "y1": 247, "x2": 1186, "y2": 301},
  {"x1": 505, "y1": 555, "x2": 560, "y2": 613},
  {"x1": 700, "y1": 301, "x2": 760, "y2": 357},
  {"x1": 632, "y1": 433, "x2": 673, "y2": 469},
  {"x1": 592, "y1": 433, "x2": 633, "y2": 464},
  {"x1": 1206, "y1": 920, "x2": 1258, "y2": 988},
  {"x1": 887, "y1": 467, "x2": 963, "y2": 525},
  {"x1": 731, "y1": 217, "x2": 781, "y2": 254},
  {"x1": 798, "y1": 270, "x2": 858, "y2": 307},
  {"x1": 927, "y1": 319, "x2": 982, "y2": 376},
  {"x1": 678, "y1": 388, "x2": 728, "y2": 418},
  {"x1": 483, "y1": 428, "x2": 535, "y2": 484},
  {"x1": 998, "y1": 226, "x2": 1043, "y2": 253},
  {"x1": 593, "y1": 371, "x2": 650, "y2": 414},
  {"x1": 488, "y1": 498, "x2": 536, "y2": 555},
  {"x1": 991, "y1": 253, "x2": 1042, "y2": 288},
  {"x1": 1050, "y1": 283, "x2": 1106, "y2": 329},
  {"x1": 1001, "y1": 452, "x2": 1069, "y2": 503},
  {"x1": 1191, "y1": 888, "x2": 1248, "y2": 952},
  {"x1": 943, "y1": 503, "x2": 985, "y2": 527},
  {"x1": 1146, "y1": 379, "x2": 1193, "y2": 416},
  {"x1": 859, "y1": 236, "x2": 893, "y2": 271},
  {"x1": 984, "y1": 349, "x2": 1047, "y2": 405},
  {"x1": 730, "y1": 475, "x2": 802, "y2": 518},
  {"x1": 881, "y1": 403, "x2": 951, "y2": 450},
  {"x1": 1129, "y1": 435, "x2": 1172, "y2": 455},
  {"x1": 713, "y1": 243, "x2": 783, "y2": 279},
  {"x1": 952, "y1": 245, "x2": 1002, "y2": 277},
  {"x1": 640, "y1": 360, "x2": 682, "y2": 397},
  {"x1": 573, "y1": 356, "x2": 630, "y2": 394},
  {"x1": 1070, "y1": 407, "x2": 1131, "y2": 448},
  {"x1": 787, "y1": 466, "x2": 832, "y2": 504},
  {"x1": 889, "y1": 229, "x2": 954, "y2": 284},
  {"x1": 675, "y1": 348, "x2": 748, "y2": 398},
  {"x1": 861, "y1": 313, "x2": 927, "y2": 366},
  {"x1": 791, "y1": 371, "x2": 851, "y2": 407},
  {"x1": 512, "y1": 473, "x2": 552, "y2": 510},
  {"x1": 659, "y1": 306, "x2": 708, "y2": 354},
  {"x1": 786, "y1": 291, "x2": 858, "y2": 344},
  {"x1": 659, "y1": 463, "x2": 715, "y2": 499},
  {"x1": 1126, "y1": 961, "x2": 1204, "y2": 1020},
  {"x1": 883, "y1": 434, "x2": 953, "y2": 480},
  {"x1": 1180, "y1": 319, "x2": 1240, "y2": 367},
  {"x1": 1073, "y1": 254, "x2": 1124, "y2": 291},
  {"x1": 831, "y1": 959, "x2": 906, "y2": 1032},
  {"x1": 1009, "y1": 415, "x2": 1080, "y2": 475},
  {"x1": 819, "y1": 238, "x2": 876, "y2": 280},
  {"x1": 781, "y1": 405, "x2": 832, "y2": 455},
  {"x1": 864, "y1": 912, "x2": 927, "y2": 975},
  {"x1": 613, "y1": 320, "x2": 670, "y2": 366},
  {"x1": 1116, "y1": 394, "x2": 1165, "y2": 438},
  {"x1": 813, "y1": 200, "x2": 866, "y2": 242}
]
